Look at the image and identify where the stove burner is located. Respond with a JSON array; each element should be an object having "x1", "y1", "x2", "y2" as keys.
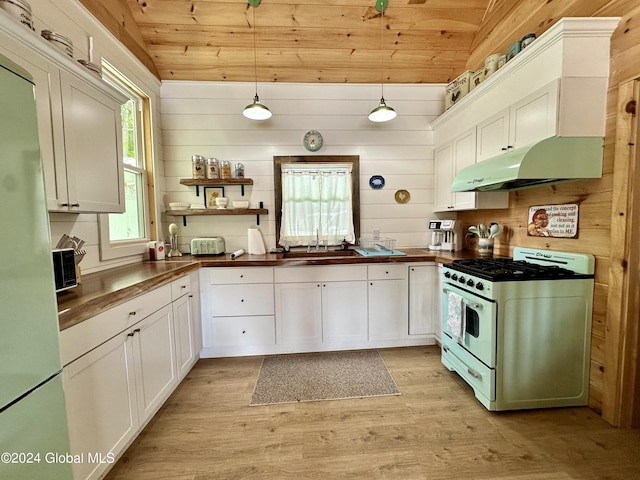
[{"x1": 449, "y1": 258, "x2": 579, "y2": 281}]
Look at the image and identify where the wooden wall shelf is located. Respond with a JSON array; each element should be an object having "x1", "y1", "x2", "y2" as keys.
[
  {"x1": 180, "y1": 178, "x2": 253, "y2": 196},
  {"x1": 168, "y1": 208, "x2": 268, "y2": 226}
]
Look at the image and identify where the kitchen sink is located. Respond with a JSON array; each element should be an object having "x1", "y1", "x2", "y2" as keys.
[{"x1": 281, "y1": 249, "x2": 359, "y2": 259}]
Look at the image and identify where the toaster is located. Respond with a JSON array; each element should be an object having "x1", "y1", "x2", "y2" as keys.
[{"x1": 190, "y1": 237, "x2": 225, "y2": 255}]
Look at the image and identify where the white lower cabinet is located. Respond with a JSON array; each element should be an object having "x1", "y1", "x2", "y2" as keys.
[
  {"x1": 171, "y1": 273, "x2": 201, "y2": 381},
  {"x1": 201, "y1": 267, "x2": 276, "y2": 356},
  {"x1": 322, "y1": 280, "x2": 368, "y2": 345},
  {"x1": 368, "y1": 264, "x2": 408, "y2": 341},
  {"x1": 274, "y1": 265, "x2": 368, "y2": 351},
  {"x1": 63, "y1": 304, "x2": 175, "y2": 480},
  {"x1": 63, "y1": 331, "x2": 137, "y2": 480},
  {"x1": 61, "y1": 274, "x2": 200, "y2": 480},
  {"x1": 130, "y1": 305, "x2": 177, "y2": 423},
  {"x1": 408, "y1": 265, "x2": 439, "y2": 337},
  {"x1": 275, "y1": 282, "x2": 323, "y2": 346}
]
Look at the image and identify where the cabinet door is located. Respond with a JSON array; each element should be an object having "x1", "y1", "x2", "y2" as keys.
[
  {"x1": 173, "y1": 294, "x2": 196, "y2": 381},
  {"x1": 322, "y1": 281, "x2": 367, "y2": 344},
  {"x1": 368, "y1": 279, "x2": 408, "y2": 341},
  {"x1": 63, "y1": 331, "x2": 138, "y2": 480},
  {"x1": 59, "y1": 71, "x2": 124, "y2": 213},
  {"x1": 433, "y1": 142, "x2": 454, "y2": 212},
  {"x1": 451, "y1": 127, "x2": 478, "y2": 210},
  {"x1": 189, "y1": 271, "x2": 203, "y2": 355},
  {"x1": 509, "y1": 80, "x2": 559, "y2": 149},
  {"x1": 409, "y1": 265, "x2": 438, "y2": 336},
  {"x1": 476, "y1": 108, "x2": 510, "y2": 162},
  {"x1": 275, "y1": 282, "x2": 323, "y2": 345},
  {"x1": 132, "y1": 305, "x2": 177, "y2": 425},
  {"x1": 0, "y1": 42, "x2": 67, "y2": 211}
]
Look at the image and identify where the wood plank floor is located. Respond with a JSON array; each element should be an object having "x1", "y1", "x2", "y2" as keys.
[{"x1": 105, "y1": 346, "x2": 640, "y2": 480}]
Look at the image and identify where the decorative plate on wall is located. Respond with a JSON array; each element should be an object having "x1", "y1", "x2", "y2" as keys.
[
  {"x1": 369, "y1": 175, "x2": 385, "y2": 189},
  {"x1": 394, "y1": 189, "x2": 410, "y2": 204}
]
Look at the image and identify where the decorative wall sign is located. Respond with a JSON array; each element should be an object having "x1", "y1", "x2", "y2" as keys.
[
  {"x1": 369, "y1": 175, "x2": 385, "y2": 189},
  {"x1": 527, "y1": 203, "x2": 579, "y2": 238},
  {"x1": 394, "y1": 189, "x2": 410, "y2": 204}
]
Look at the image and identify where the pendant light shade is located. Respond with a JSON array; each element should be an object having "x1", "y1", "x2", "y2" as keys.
[
  {"x1": 244, "y1": 0, "x2": 271, "y2": 120},
  {"x1": 369, "y1": 97, "x2": 396, "y2": 122},
  {"x1": 243, "y1": 94, "x2": 272, "y2": 120},
  {"x1": 369, "y1": 0, "x2": 395, "y2": 122}
]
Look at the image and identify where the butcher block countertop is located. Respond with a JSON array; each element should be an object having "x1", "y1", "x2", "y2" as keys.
[{"x1": 56, "y1": 248, "x2": 480, "y2": 331}]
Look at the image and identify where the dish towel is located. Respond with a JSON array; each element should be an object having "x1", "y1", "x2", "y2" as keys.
[{"x1": 447, "y1": 292, "x2": 466, "y2": 343}]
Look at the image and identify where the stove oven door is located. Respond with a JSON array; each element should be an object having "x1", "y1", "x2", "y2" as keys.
[{"x1": 441, "y1": 282, "x2": 497, "y2": 368}]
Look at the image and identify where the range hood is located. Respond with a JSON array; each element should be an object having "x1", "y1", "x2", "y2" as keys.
[{"x1": 451, "y1": 137, "x2": 604, "y2": 192}]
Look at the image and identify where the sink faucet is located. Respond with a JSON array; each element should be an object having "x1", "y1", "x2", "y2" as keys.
[{"x1": 315, "y1": 229, "x2": 320, "y2": 251}]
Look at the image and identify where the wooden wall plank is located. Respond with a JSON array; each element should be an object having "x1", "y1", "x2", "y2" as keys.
[{"x1": 461, "y1": 0, "x2": 640, "y2": 426}]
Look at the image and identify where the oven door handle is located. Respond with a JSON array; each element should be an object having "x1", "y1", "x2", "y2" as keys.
[{"x1": 443, "y1": 288, "x2": 482, "y2": 309}]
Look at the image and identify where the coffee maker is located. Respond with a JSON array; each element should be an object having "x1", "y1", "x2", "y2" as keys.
[{"x1": 428, "y1": 219, "x2": 463, "y2": 251}]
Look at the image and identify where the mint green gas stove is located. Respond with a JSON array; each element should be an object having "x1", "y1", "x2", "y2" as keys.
[{"x1": 440, "y1": 248, "x2": 595, "y2": 411}]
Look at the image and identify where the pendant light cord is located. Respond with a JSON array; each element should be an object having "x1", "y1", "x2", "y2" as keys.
[
  {"x1": 252, "y1": 6, "x2": 258, "y2": 97},
  {"x1": 379, "y1": 6, "x2": 385, "y2": 99}
]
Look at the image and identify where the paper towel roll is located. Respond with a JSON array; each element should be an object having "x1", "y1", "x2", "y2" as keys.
[{"x1": 247, "y1": 227, "x2": 266, "y2": 255}]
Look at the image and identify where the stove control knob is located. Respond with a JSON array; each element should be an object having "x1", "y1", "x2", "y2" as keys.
[
  {"x1": 451, "y1": 274, "x2": 458, "y2": 281},
  {"x1": 444, "y1": 271, "x2": 451, "y2": 279},
  {"x1": 476, "y1": 282, "x2": 484, "y2": 291},
  {"x1": 459, "y1": 276, "x2": 465, "y2": 284},
  {"x1": 467, "y1": 279, "x2": 474, "y2": 287}
]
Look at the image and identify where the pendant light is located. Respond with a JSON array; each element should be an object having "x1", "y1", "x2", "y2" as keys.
[
  {"x1": 369, "y1": 0, "x2": 396, "y2": 122},
  {"x1": 243, "y1": 0, "x2": 272, "y2": 120}
]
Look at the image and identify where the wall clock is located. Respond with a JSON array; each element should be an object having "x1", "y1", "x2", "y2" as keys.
[{"x1": 303, "y1": 130, "x2": 323, "y2": 152}]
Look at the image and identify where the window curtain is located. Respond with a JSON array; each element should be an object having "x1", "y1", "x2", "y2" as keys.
[{"x1": 280, "y1": 164, "x2": 355, "y2": 246}]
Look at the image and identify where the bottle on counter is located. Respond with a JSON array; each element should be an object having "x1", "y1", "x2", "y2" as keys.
[
  {"x1": 206, "y1": 157, "x2": 219, "y2": 179},
  {"x1": 192, "y1": 155, "x2": 206, "y2": 179}
]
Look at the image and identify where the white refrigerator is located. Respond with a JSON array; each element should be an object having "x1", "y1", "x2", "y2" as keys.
[{"x1": 0, "y1": 56, "x2": 73, "y2": 479}]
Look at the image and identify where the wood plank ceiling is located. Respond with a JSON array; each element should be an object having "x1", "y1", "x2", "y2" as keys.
[{"x1": 86, "y1": 0, "x2": 494, "y2": 83}]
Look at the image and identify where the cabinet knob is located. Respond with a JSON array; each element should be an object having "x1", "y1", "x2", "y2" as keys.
[
  {"x1": 188, "y1": 294, "x2": 193, "y2": 298},
  {"x1": 71, "y1": 203, "x2": 80, "y2": 207},
  {"x1": 240, "y1": 274, "x2": 244, "y2": 278},
  {"x1": 181, "y1": 285, "x2": 187, "y2": 289},
  {"x1": 61, "y1": 203, "x2": 69, "y2": 207},
  {"x1": 385, "y1": 271, "x2": 389, "y2": 274},
  {"x1": 240, "y1": 299, "x2": 245, "y2": 302},
  {"x1": 129, "y1": 311, "x2": 136, "y2": 316},
  {"x1": 242, "y1": 330, "x2": 246, "y2": 334}
]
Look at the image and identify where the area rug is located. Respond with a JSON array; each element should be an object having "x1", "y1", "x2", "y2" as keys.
[{"x1": 250, "y1": 350, "x2": 401, "y2": 405}]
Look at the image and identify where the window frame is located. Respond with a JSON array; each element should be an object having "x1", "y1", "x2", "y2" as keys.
[
  {"x1": 273, "y1": 155, "x2": 360, "y2": 247},
  {"x1": 98, "y1": 62, "x2": 154, "y2": 260}
]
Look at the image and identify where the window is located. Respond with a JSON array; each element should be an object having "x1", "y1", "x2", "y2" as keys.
[
  {"x1": 274, "y1": 156, "x2": 360, "y2": 247},
  {"x1": 99, "y1": 63, "x2": 152, "y2": 259}
]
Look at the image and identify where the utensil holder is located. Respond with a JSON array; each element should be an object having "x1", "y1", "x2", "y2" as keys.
[{"x1": 478, "y1": 237, "x2": 494, "y2": 256}]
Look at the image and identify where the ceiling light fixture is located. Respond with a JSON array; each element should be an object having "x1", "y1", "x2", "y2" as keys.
[
  {"x1": 369, "y1": 0, "x2": 396, "y2": 122},
  {"x1": 243, "y1": 0, "x2": 271, "y2": 120}
]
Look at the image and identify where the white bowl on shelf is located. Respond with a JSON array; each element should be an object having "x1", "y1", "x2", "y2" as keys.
[
  {"x1": 168, "y1": 202, "x2": 189, "y2": 211},
  {"x1": 232, "y1": 200, "x2": 249, "y2": 209},
  {"x1": 215, "y1": 197, "x2": 229, "y2": 209}
]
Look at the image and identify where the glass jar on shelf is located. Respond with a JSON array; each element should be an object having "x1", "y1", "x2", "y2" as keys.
[
  {"x1": 206, "y1": 157, "x2": 219, "y2": 179},
  {"x1": 191, "y1": 155, "x2": 205, "y2": 179},
  {"x1": 219, "y1": 160, "x2": 232, "y2": 179}
]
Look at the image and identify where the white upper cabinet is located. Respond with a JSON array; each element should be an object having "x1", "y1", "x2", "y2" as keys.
[
  {"x1": 431, "y1": 17, "x2": 619, "y2": 210},
  {"x1": 0, "y1": 13, "x2": 127, "y2": 213}
]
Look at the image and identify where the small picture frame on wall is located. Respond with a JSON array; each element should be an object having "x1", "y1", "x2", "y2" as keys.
[{"x1": 206, "y1": 187, "x2": 224, "y2": 208}]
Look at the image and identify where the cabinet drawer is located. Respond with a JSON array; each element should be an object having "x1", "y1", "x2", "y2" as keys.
[
  {"x1": 210, "y1": 316, "x2": 276, "y2": 347},
  {"x1": 171, "y1": 275, "x2": 191, "y2": 300},
  {"x1": 441, "y1": 334, "x2": 495, "y2": 403},
  {"x1": 60, "y1": 284, "x2": 172, "y2": 366},
  {"x1": 211, "y1": 284, "x2": 274, "y2": 317},
  {"x1": 274, "y1": 265, "x2": 367, "y2": 283},
  {"x1": 205, "y1": 267, "x2": 273, "y2": 285},
  {"x1": 367, "y1": 264, "x2": 407, "y2": 280}
]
